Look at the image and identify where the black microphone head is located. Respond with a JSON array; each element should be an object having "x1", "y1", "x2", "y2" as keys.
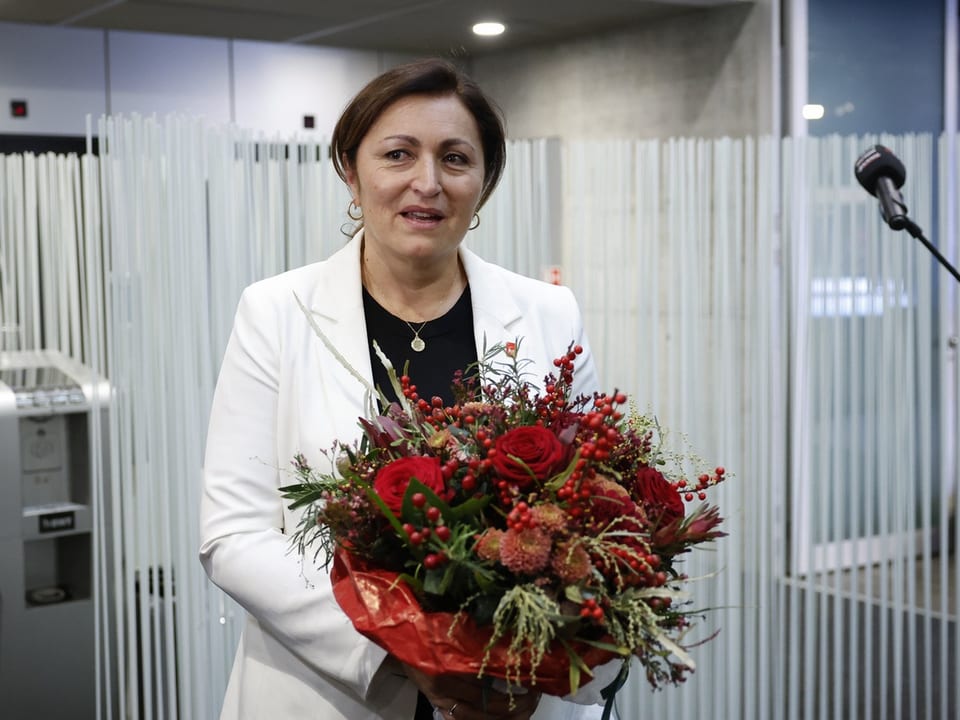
[{"x1": 855, "y1": 144, "x2": 906, "y2": 196}]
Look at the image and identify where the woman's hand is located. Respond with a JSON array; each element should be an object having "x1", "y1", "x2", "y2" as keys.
[{"x1": 402, "y1": 663, "x2": 541, "y2": 720}]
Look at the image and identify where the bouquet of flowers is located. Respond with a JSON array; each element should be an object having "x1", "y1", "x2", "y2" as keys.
[{"x1": 281, "y1": 337, "x2": 728, "y2": 716}]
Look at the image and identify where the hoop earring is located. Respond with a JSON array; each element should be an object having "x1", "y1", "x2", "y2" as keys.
[
  {"x1": 348, "y1": 200, "x2": 363, "y2": 221},
  {"x1": 468, "y1": 212, "x2": 480, "y2": 231}
]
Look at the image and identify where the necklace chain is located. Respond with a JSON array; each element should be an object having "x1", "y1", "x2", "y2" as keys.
[{"x1": 405, "y1": 320, "x2": 428, "y2": 352}]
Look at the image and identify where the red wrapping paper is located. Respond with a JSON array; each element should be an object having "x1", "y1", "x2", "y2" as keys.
[{"x1": 331, "y1": 549, "x2": 617, "y2": 696}]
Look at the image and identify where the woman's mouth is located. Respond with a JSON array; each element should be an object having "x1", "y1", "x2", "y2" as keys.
[
  {"x1": 402, "y1": 210, "x2": 444, "y2": 221},
  {"x1": 401, "y1": 210, "x2": 445, "y2": 226}
]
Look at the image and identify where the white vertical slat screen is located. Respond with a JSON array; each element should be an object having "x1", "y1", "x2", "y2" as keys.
[
  {"x1": 783, "y1": 134, "x2": 955, "y2": 720},
  {"x1": 93, "y1": 115, "x2": 359, "y2": 720},
  {"x1": 940, "y1": 131, "x2": 960, "y2": 720},
  {"x1": 565, "y1": 137, "x2": 787, "y2": 720},
  {"x1": 0, "y1": 129, "x2": 955, "y2": 720},
  {"x1": 0, "y1": 153, "x2": 87, "y2": 358},
  {"x1": 467, "y1": 138, "x2": 561, "y2": 277},
  {"x1": 564, "y1": 134, "x2": 955, "y2": 720}
]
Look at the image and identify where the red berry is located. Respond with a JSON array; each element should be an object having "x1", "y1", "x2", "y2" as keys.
[
  {"x1": 412, "y1": 492, "x2": 427, "y2": 508},
  {"x1": 426, "y1": 506, "x2": 441, "y2": 522},
  {"x1": 435, "y1": 526, "x2": 451, "y2": 542}
]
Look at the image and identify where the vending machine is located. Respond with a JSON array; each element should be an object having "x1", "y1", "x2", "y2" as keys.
[{"x1": 0, "y1": 350, "x2": 111, "y2": 719}]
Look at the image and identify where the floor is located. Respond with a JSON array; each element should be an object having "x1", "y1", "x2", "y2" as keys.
[{"x1": 783, "y1": 547, "x2": 957, "y2": 719}]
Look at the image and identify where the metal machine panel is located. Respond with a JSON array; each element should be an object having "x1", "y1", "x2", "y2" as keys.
[{"x1": 0, "y1": 350, "x2": 111, "y2": 720}]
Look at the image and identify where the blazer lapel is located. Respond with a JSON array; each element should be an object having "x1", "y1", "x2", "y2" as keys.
[
  {"x1": 460, "y1": 246, "x2": 524, "y2": 356},
  {"x1": 299, "y1": 233, "x2": 377, "y2": 439},
  {"x1": 460, "y1": 247, "x2": 564, "y2": 392}
]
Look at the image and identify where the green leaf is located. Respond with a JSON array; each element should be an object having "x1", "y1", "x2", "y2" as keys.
[
  {"x1": 281, "y1": 491, "x2": 326, "y2": 511},
  {"x1": 577, "y1": 638, "x2": 631, "y2": 655},
  {"x1": 557, "y1": 637, "x2": 592, "y2": 696},
  {"x1": 364, "y1": 487, "x2": 408, "y2": 538},
  {"x1": 568, "y1": 662, "x2": 581, "y2": 698},
  {"x1": 448, "y1": 494, "x2": 491, "y2": 522},
  {"x1": 436, "y1": 560, "x2": 460, "y2": 596},
  {"x1": 397, "y1": 572, "x2": 423, "y2": 595},
  {"x1": 545, "y1": 449, "x2": 581, "y2": 492},
  {"x1": 423, "y1": 570, "x2": 445, "y2": 595}
]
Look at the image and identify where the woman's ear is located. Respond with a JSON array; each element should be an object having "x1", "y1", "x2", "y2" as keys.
[{"x1": 343, "y1": 154, "x2": 360, "y2": 199}]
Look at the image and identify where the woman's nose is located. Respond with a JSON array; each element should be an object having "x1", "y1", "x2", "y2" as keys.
[{"x1": 411, "y1": 159, "x2": 441, "y2": 196}]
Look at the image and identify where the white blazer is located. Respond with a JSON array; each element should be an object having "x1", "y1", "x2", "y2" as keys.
[{"x1": 200, "y1": 232, "x2": 609, "y2": 720}]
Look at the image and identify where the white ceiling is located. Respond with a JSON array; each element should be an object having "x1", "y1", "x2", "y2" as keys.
[{"x1": 0, "y1": 0, "x2": 745, "y2": 56}]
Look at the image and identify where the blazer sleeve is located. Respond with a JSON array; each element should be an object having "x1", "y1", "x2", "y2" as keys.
[{"x1": 198, "y1": 284, "x2": 389, "y2": 698}]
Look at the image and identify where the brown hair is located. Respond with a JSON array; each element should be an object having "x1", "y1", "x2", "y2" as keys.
[{"x1": 331, "y1": 58, "x2": 507, "y2": 210}]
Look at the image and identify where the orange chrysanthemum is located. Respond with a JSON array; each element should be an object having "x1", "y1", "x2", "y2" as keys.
[
  {"x1": 499, "y1": 527, "x2": 552, "y2": 574},
  {"x1": 530, "y1": 502, "x2": 569, "y2": 536},
  {"x1": 551, "y1": 539, "x2": 592, "y2": 584},
  {"x1": 474, "y1": 528, "x2": 506, "y2": 562}
]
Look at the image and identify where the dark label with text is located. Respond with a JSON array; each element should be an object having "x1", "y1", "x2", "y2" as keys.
[{"x1": 38, "y1": 511, "x2": 75, "y2": 534}]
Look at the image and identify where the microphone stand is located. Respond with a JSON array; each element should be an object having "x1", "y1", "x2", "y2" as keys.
[{"x1": 899, "y1": 219, "x2": 960, "y2": 285}]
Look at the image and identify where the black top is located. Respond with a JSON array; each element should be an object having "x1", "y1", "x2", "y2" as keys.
[{"x1": 362, "y1": 285, "x2": 477, "y2": 408}]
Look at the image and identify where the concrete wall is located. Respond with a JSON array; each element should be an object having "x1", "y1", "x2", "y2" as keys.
[{"x1": 471, "y1": 1, "x2": 775, "y2": 140}]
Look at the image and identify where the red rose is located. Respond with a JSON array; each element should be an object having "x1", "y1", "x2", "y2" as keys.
[
  {"x1": 634, "y1": 465, "x2": 684, "y2": 524},
  {"x1": 584, "y1": 475, "x2": 637, "y2": 526},
  {"x1": 492, "y1": 426, "x2": 567, "y2": 488},
  {"x1": 373, "y1": 456, "x2": 446, "y2": 515}
]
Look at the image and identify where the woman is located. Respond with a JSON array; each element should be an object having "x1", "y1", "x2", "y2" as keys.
[{"x1": 200, "y1": 58, "x2": 609, "y2": 720}]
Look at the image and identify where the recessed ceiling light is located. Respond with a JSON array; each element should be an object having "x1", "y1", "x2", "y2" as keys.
[
  {"x1": 802, "y1": 104, "x2": 825, "y2": 120},
  {"x1": 473, "y1": 22, "x2": 505, "y2": 36}
]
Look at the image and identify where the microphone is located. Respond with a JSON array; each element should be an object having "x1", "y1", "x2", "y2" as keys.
[
  {"x1": 853, "y1": 145, "x2": 960, "y2": 284},
  {"x1": 854, "y1": 144, "x2": 909, "y2": 230}
]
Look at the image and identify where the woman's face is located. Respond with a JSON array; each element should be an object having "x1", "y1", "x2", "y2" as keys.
[{"x1": 345, "y1": 93, "x2": 485, "y2": 270}]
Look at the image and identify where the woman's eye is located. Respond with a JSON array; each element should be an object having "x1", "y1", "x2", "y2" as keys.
[
  {"x1": 445, "y1": 153, "x2": 469, "y2": 165},
  {"x1": 385, "y1": 149, "x2": 410, "y2": 161}
]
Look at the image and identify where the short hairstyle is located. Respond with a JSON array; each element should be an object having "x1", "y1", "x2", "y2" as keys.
[{"x1": 331, "y1": 58, "x2": 507, "y2": 210}]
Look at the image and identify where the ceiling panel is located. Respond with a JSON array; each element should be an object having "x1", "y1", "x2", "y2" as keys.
[
  {"x1": 0, "y1": 0, "x2": 108, "y2": 24},
  {"x1": 66, "y1": 2, "x2": 321, "y2": 43},
  {"x1": 300, "y1": 2, "x2": 685, "y2": 56},
  {"x1": 0, "y1": 0, "x2": 747, "y2": 55}
]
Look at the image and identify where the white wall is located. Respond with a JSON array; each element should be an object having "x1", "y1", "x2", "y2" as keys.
[
  {"x1": 0, "y1": 21, "x2": 413, "y2": 138},
  {"x1": 109, "y1": 31, "x2": 232, "y2": 123},
  {"x1": 233, "y1": 41, "x2": 381, "y2": 139},
  {"x1": 0, "y1": 24, "x2": 107, "y2": 135}
]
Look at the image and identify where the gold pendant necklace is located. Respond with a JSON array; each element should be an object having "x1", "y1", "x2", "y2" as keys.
[{"x1": 406, "y1": 321, "x2": 427, "y2": 352}]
